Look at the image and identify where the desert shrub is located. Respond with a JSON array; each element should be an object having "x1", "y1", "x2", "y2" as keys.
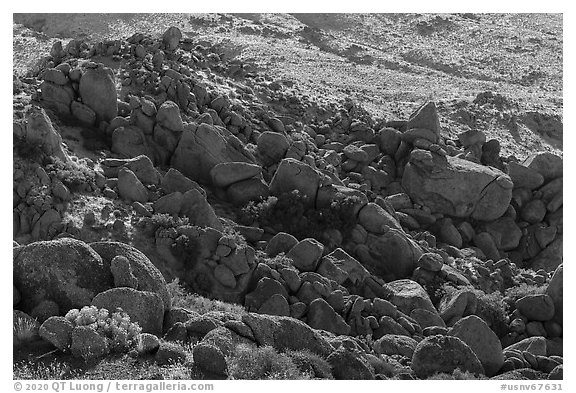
[
  {"x1": 65, "y1": 306, "x2": 141, "y2": 353},
  {"x1": 472, "y1": 290, "x2": 509, "y2": 338},
  {"x1": 240, "y1": 190, "x2": 360, "y2": 245},
  {"x1": 13, "y1": 315, "x2": 39, "y2": 345},
  {"x1": 13, "y1": 360, "x2": 78, "y2": 380},
  {"x1": 255, "y1": 250, "x2": 294, "y2": 270},
  {"x1": 137, "y1": 213, "x2": 190, "y2": 237},
  {"x1": 228, "y1": 344, "x2": 309, "y2": 380},
  {"x1": 46, "y1": 157, "x2": 95, "y2": 193},
  {"x1": 504, "y1": 283, "x2": 547, "y2": 309},
  {"x1": 427, "y1": 368, "x2": 488, "y2": 380},
  {"x1": 285, "y1": 349, "x2": 333, "y2": 379},
  {"x1": 14, "y1": 136, "x2": 46, "y2": 163},
  {"x1": 167, "y1": 279, "x2": 246, "y2": 316},
  {"x1": 422, "y1": 278, "x2": 454, "y2": 307}
]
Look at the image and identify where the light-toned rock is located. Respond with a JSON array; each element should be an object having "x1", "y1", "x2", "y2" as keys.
[{"x1": 402, "y1": 149, "x2": 513, "y2": 221}]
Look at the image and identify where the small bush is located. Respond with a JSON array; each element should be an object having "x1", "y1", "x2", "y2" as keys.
[
  {"x1": 255, "y1": 250, "x2": 294, "y2": 270},
  {"x1": 472, "y1": 290, "x2": 509, "y2": 338},
  {"x1": 65, "y1": 306, "x2": 141, "y2": 353},
  {"x1": 504, "y1": 283, "x2": 546, "y2": 309},
  {"x1": 427, "y1": 368, "x2": 488, "y2": 380},
  {"x1": 46, "y1": 157, "x2": 95, "y2": 193},
  {"x1": 14, "y1": 136, "x2": 46, "y2": 163},
  {"x1": 167, "y1": 279, "x2": 246, "y2": 316},
  {"x1": 137, "y1": 213, "x2": 190, "y2": 237},
  {"x1": 228, "y1": 344, "x2": 310, "y2": 380},
  {"x1": 13, "y1": 315, "x2": 39, "y2": 344},
  {"x1": 13, "y1": 360, "x2": 77, "y2": 380},
  {"x1": 240, "y1": 190, "x2": 360, "y2": 246},
  {"x1": 285, "y1": 349, "x2": 333, "y2": 379}
]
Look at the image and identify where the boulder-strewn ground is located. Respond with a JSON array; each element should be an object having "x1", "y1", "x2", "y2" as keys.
[{"x1": 13, "y1": 13, "x2": 562, "y2": 381}]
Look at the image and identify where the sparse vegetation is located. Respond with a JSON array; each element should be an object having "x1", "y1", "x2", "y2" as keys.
[
  {"x1": 46, "y1": 157, "x2": 95, "y2": 193},
  {"x1": 167, "y1": 279, "x2": 247, "y2": 316},
  {"x1": 227, "y1": 344, "x2": 310, "y2": 380},
  {"x1": 240, "y1": 190, "x2": 360, "y2": 246},
  {"x1": 285, "y1": 349, "x2": 333, "y2": 379}
]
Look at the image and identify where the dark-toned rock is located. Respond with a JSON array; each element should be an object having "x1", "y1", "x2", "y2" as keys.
[
  {"x1": 123, "y1": 155, "x2": 161, "y2": 185},
  {"x1": 516, "y1": 294, "x2": 555, "y2": 322},
  {"x1": 257, "y1": 131, "x2": 290, "y2": 166},
  {"x1": 504, "y1": 337, "x2": 547, "y2": 357},
  {"x1": 155, "y1": 341, "x2": 187, "y2": 365},
  {"x1": 358, "y1": 203, "x2": 402, "y2": 233},
  {"x1": 450, "y1": 315, "x2": 504, "y2": 376},
  {"x1": 521, "y1": 199, "x2": 547, "y2": 224},
  {"x1": 71, "y1": 101, "x2": 96, "y2": 126},
  {"x1": 402, "y1": 149, "x2": 513, "y2": 221},
  {"x1": 286, "y1": 238, "x2": 324, "y2": 272},
  {"x1": 39, "y1": 316, "x2": 74, "y2": 351},
  {"x1": 317, "y1": 248, "x2": 371, "y2": 287},
  {"x1": 161, "y1": 168, "x2": 205, "y2": 195},
  {"x1": 374, "y1": 334, "x2": 418, "y2": 358},
  {"x1": 266, "y1": 232, "x2": 299, "y2": 257},
  {"x1": 91, "y1": 288, "x2": 164, "y2": 336},
  {"x1": 171, "y1": 123, "x2": 255, "y2": 184},
  {"x1": 14, "y1": 239, "x2": 112, "y2": 313},
  {"x1": 89, "y1": 241, "x2": 171, "y2": 311},
  {"x1": 241, "y1": 313, "x2": 333, "y2": 357},
  {"x1": 79, "y1": 65, "x2": 117, "y2": 122},
  {"x1": 410, "y1": 308, "x2": 445, "y2": 329},
  {"x1": 245, "y1": 277, "x2": 288, "y2": 311},
  {"x1": 484, "y1": 217, "x2": 522, "y2": 251},
  {"x1": 112, "y1": 126, "x2": 151, "y2": 159},
  {"x1": 210, "y1": 162, "x2": 262, "y2": 188},
  {"x1": 367, "y1": 229, "x2": 423, "y2": 279},
  {"x1": 156, "y1": 100, "x2": 183, "y2": 132},
  {"x1": 138, "y1": 333, "x2": 160, "y2": 354},
  {"x1": 118, "y1": 167, "x2": 148, "y2": 203},
  {"x1": 193, "y1": 343, "x2": 227, "y2": 375},
  {"x1": 226, "y1": 178, "x2": 269, "y2": 206},
  {"x1": 17, "y1": 107, "x2": 68, "y2": 161},
  {"x1": 327, "y1": 347, "x2": 375, "y2": 380},
  {"x1": 546, "y1": 264, "x2": 563, "y2": 325},
  {"x1": 307, "y1": 298, "x2": 351, "y2": 335},
  {"x1": 531, "y1": 237, "x2": 563, "y2": 272},
  {"x1": 417, "y1": 253, "x2": 443, "y2": 272},
  {"x1": 406, "y1": 101, "x2": 441, "y2": 135},
  {"x1": 71, "y1": 326, "x2": 109, "y2": 360},
  {"x1": 180, "y1": 189, "x2": 223, "y2": 230},
  {"x1": 376, "y1": 127, "x2": 402, "y2": 156},
  {"x1": 163, "y1": 26, "x2": 182, "y2": 51},
  {"x1": 523, "y1": 152, "x2": 563, "y2": 182},
  {"x1": 438, "y1": 290, "x2": 477, "y2": 325},
  {"x1": 269, "y1": 158, "x2": 323, "y2": 203},
  {"x1": 508, "y1": 162, "x2": 545, "y2": 190},
  {"x1": 258, "y1": 294, "x2": 290, "y2": 317},
  {"x1": 411, "y1": 335, "x2": 484, "y2": 378}
]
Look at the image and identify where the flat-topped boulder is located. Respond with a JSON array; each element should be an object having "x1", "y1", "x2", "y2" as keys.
[{"x1": 402, "y1": 149, "x2": 513, "y2": 221}]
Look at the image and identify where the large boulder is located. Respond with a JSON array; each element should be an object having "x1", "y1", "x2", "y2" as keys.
[
  {"x1": 89, "y1": 241, "x2": 171, "y2": 311},
  {"x1": 522, "y1": 152, "x2": 563, "y2": 182},
  {"x1": 179, "y1": 189, "x2": 223, "y2": 231},
  {"x1": 546, "y1": 264, "x2": 563, "y2": 325},
  {"x1": 515, "y1": 294, "x2": 555, "y2": 322},
  {"x1": 449, "y1": 315, "x2": 504, "y2": 377},
  {"x1": 387, "y1": 279, "x2": 437, "y2": 315},
  {"x1": 171, "y1": 123, "x2": 256, "y2": 184},
  {"x1": 411, "y1": 335, "x2": 485, "y2": 378},
  {"x1": 402, "y1": 149, "x2": 513, "y2": 221},
  {"x1": 366, "y1": 229, "x2": 424, "y2": 279},
  {"x1": 15, "y1": 106, "x2": 68, "y2": 161},
  {"x1": 210, "y1": 162, "x2": 262, "y2": 188},
  {"x1": 269, "y1": 158, "x2": 323, "y2": 203},
  {"x1": 91, "y1": 287, "x2": 164, "y2": 336},
  {"x1": 242, "y1": 313, "x2": 333, "y2": 357},
  {"x1": 13, "y1": 238, "x2": 112, "y2": 313},
  {"x1": 307, "y1": 298, "x2": 351, "y2": 335},
  {"x1": 257, "y1": 131, "x2": 290, "y2": 166},
  {"x1": 78, "y1": 64, "x2": 117, "y2": 122}
]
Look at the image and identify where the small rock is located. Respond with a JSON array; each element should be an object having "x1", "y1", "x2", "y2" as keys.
[
  {"x1": 39, "y1": 316, "x2": 74, "y2": 351},
  {"x1": 193, "y1": 343, "x2": 228, "y2": 376},
  {"x1": 71, "y1": 326, "x2": 109, "y2": 360}
]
